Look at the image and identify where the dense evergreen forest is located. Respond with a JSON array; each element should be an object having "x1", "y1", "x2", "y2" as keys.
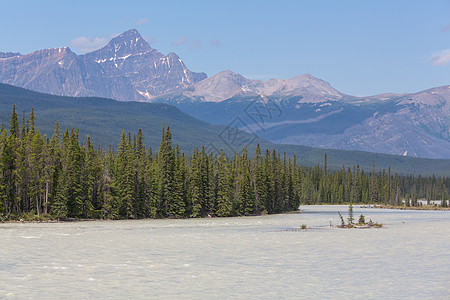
[{"x1": 0, "y1": 106, "x2": 449, "y2": 220}]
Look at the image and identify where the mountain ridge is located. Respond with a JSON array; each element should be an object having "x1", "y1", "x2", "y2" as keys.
[
  {"x1": 153, "y1": 83, "x2": 450, "y2": 159},
  {"x1": 0, "y1": 29, "x2": 206, "y2": 101},
  {"x1": 176, "y1": 70, "x2": 343, "y2": 103}
]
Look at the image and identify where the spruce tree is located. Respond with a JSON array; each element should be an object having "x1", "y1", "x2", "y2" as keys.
[
  {"x1": 65, "y1": 129, "x2": 84, "y2": 217},
  {"x1": 370, "y1": 161, "x2": 378, "y2": 203},
  {"x1": 347, "y1": 203, "x2": 354, "y2": 224},
  {"x1": 9, "y1": 105, "x2": 19, "y2": 139},
  {"x1": 215, "y1": 150, "x2": 232, "y2": 216},
  {"x1": 442, "y1": 188, "x2": 448, "y2": 207},
  {"x1": 158, "y1": 126, "x2": 183, "y2": 217},
  {"x1": 172, "y1": 144, "x2": 186, "y2": 217},
  {"x1": 115, "y1": 130, "x2": 135, "y2": 218}
]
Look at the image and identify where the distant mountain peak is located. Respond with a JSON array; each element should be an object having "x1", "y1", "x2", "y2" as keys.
[
  {"x1": 166, "y1": 52, "x2": 180, "y2": 60},
  {"x1": 183, "y1": 70, "x2": 260, "y2": 102},
  {"x1": 90, "y1": 28, "x2": 152, "y2": 58},
  {"x1": 261, "y1": 73, "x2": 342, "y2": 100},
  {"x1": 218, "y1": 69, "x2": 237, "y2": 75},
  {"x1": 213, "y1": 70, "x2": 246, "y2": 81},
  {"x1": 181, "y1": 70, "x2": 341, "y2": 103},
  {"x1": 120, "y1": 28, "x2": 140, "y2": 37},
  {"x1": 112, "y1": 28, "x2": 146, "y2": 45}
]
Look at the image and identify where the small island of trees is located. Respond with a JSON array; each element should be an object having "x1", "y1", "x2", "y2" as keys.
[{"x1": 337, "y1": 204, "x2": 382, "y2": 229}]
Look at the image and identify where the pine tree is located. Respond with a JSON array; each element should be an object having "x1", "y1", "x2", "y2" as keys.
[
  {"x1": 0, "y1": 135, "x2": 20, "y2": 214},
  {"x1": 347, "y1": 203, "x2": 354, "y2": 224},
  {"x1": 115, "y1": 130, "x2": 135, "y2": 218},
  {"x1": 441, "y1": 188, "x2": 448, "y2": 207},
  {"x1": 9, "y1": 105, "x2": 19, "y2": 139},
  {"x1": 237, "y1": 147, "x2": 254, "y2": 215},
  {"x1": 29, "y1": 131, "x2": 44, "y2": 216},
  {"x1": 215, "y1": 150, "x2": 233, "y2": 216},
  {"x1": 388, "y1": 166, "x2": 393, "y2": 205},
  {"x1": 412, "y1": 185, "x2": 418, "y2": 207},
  {"x1": 65, "y1": 129, "x2": 84, "y2": 217},
  {"x1": 29, "y1": 108, "x2": 36, "y2": 136},
  {"x1": 158, "y1": 126, "x2": 183, "y2": 217},
  {"x1": 370, "y1": 161, "x2": 378, "y2": 203},
  {"x1": 52, "y1": 171, "x2": 69, "y2": 218},
  {"x1": 133, "y1": 129, "x2": 148, "y2": 218},
  {"x1": 147, "y1": 150, "x2": 159, "y2": 218},
  {"x1": 82, "y1": 137, "x2": 101, "y2": 218},
  {"x1": 172, "y1": 144, "x2": 186, "y2": 217},
  {"x1": 100, "y1": 146, "x2": 118, "y2": 219}
]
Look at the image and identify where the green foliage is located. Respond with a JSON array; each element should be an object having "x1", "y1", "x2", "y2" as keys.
[
  {"x1": 215, "y1": 150, "x2": 233, "y2": 217},
  {"x1": 0, "y1": 106, "x2": 449, "y2": 220},
  {"x1": 337, "y1": 211, "x2": 345, "y2": 227},
  {"x1": 358, "y1": 214, "x2": 365, "y2": 225},
  {"x1": 442, "y1": 188, "x2": 448, "y2": 208},
  {"x1": 347, "y1": 203, "x2": 354, "y2": 224}
]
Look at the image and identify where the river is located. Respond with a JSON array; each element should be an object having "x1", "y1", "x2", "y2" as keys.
[{"x1": 1, "y1": 205, "x2": 449, "y2": 299}]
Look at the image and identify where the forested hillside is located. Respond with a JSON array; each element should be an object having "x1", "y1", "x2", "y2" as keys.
[
  {"x1": 2, "y1": 83, "x2": 450, "y2": 176},
  {"x1": 1, "y1": 107, "x2": 448, "y2": 220}
]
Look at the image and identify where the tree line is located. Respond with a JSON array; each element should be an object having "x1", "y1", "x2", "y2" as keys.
[{"x1": 0, "y1": 107, "x2": 448, "y2": 219}]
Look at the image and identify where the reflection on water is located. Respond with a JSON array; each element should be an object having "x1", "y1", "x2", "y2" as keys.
[{"x1": 0, "y1": 205, "x2": 449, "y2": 299}]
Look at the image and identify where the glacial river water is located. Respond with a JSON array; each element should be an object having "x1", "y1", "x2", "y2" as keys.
[{"x1": 1, "y1": 205, "x2": 449, "y2": 299}]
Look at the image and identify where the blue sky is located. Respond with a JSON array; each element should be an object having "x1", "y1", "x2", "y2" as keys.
[{"x1": 1, "y1": 0, "x2": 449, "y2": 96}]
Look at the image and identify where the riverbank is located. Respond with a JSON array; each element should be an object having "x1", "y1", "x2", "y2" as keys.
[
  {"x1": 0, "y1": 214, "x2": 96, "y2": 223},
  {"x1": 0, "y1": 209, "x2": 298, "y2": 223},
  {"x1": 300, "y1": 203, "x2": 450, "y2": 211},
  {"x1": 373, "y1": 204, "x2": 450, "y2": 211}
]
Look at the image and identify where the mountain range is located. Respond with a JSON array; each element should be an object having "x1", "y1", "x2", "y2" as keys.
[
  {"x1": 0, "y1": 29, "x2": 205, "y2": 101},
  {"x1": 154, "y1": 70, "x2": 450, "y2": 159},
  {"x1": 1, "y1": 29, "x2": 449, "y2": 159}
]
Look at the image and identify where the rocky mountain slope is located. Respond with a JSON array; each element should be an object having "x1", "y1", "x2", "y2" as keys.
[
  {"x1": 0, "y1": 52, "x2": 21, "y2": 59},
  {"x1": 0, "y1": 29, "x2": 206, "y2": 101},
  {"x1": 154, "y1": 71, "x2": 450, "y2": 159},
  {"x1": 170, "y1": 70, "x2": 343, "y2": 103}
]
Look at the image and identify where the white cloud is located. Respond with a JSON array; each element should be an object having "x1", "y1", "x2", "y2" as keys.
[
  {"x1": 441, "y1": 24, "x2": 450, "y2": 32},
  {"x1": 171, "y1": 37, "x2": 188, "y2": 47},
  {"x1": 135, "y1": 18, "x2": 149, "y2": 25},
  {"x1": 190, "y1": 39, "x2": 202, "y2": 51},
  {"x1": 429, "y1": 49, "x2": 450, "y2": 66},
  {"x1": 209, "y1": 39, "x2": 222, "y2": 47},
  {"x1": 70, "y1": 36, "x2": 109, "y2": 54}
]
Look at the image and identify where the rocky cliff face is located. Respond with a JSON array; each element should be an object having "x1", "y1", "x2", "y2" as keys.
[
  {"x1": 0, "y1": 29, "x2": 206, "y2": 101},
  {"x1": 0, "y1": 52, "x2": 21, "y2": 59},
  {"x1": 82, "y1": 29, "x2": 206, "y2": 100},
  {"x1": 0, "y1": 47, "x2": 99, "y2": 97}
]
